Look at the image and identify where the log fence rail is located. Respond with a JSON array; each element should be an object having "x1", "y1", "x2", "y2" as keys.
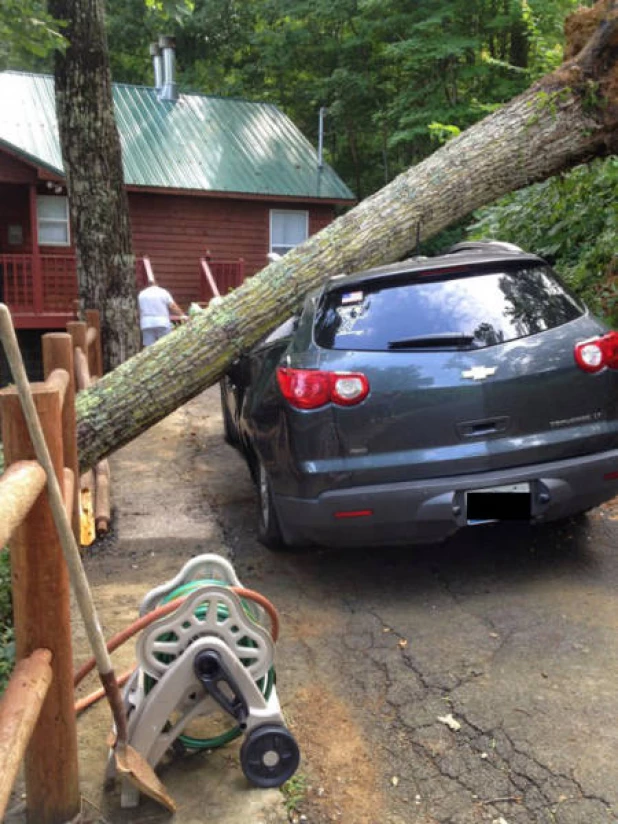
[{"x1": 0, "y1": 308, "x2": 104, "y2": 823}]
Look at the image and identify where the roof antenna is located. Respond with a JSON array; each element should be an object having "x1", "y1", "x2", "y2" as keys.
[{"x1": 318, "y1": 106, "x2": 326, "y2": 169}]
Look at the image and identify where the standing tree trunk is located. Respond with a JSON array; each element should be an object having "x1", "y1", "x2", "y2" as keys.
[
  {"x1": 70, "y1": 0, "x2": 618, "y2": 469},
  {"x1": 48, "y1": 0, "x2": 140, "y2": 371}
]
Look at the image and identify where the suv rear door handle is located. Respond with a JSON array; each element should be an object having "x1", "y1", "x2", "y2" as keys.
[{"x1": 457, "y1": 417, "x2": 510, "y2": 438}]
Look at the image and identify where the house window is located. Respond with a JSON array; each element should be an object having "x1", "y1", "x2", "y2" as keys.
[
  {"x1": 37, "y1": 195, "x2": 70, "y2": 246},
  {"x1": 270, "y1": 210, "x2": 308, "y2": 256},
  {"x1": 7, "y1": 224, "x2": 23, "y2": 245}
]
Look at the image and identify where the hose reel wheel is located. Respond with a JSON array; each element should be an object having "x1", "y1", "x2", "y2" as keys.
[
  {"x1": 240, "y1": 724, "x2": 300, "y2": 788},
  {"x1": 136, "y1": 585, "x2": 274, "y2": 683}
]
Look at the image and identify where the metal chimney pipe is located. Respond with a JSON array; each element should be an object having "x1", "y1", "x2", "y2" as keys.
[
  {"x1": 158, "y1": 35, "x2": 178, "y2": 102},
  {"x1": 150, "y1": 42, "x2": 163, "y2": 92}
]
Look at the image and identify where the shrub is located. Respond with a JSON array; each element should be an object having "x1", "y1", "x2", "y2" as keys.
[{"x1": 0, "y1": 548, "x2": 14, "y2": 692}]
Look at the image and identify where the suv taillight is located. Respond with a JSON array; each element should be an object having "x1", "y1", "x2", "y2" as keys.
[
  {"x1": 574, "y1": 332, "x2": 618, "y2": 373},
  {"x1": 276, "y1": 367, "x2": 370, "y2": 409}
]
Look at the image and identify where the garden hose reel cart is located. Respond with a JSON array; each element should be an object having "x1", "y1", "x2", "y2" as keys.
[{"x1": 108, "y1": 554, "x2": 300, "y2": 808}]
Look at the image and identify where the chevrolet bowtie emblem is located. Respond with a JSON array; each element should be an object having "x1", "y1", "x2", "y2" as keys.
[{"x1": 462, "y1": 366, "x2": 497, "y2": 381}]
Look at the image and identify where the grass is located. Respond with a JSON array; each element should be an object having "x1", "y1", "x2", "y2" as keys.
[
  {"x1": 281, "y1": 772, "x2": 309, "y2": 816},
  {"x1": 0, "y1": 547, "x2": 14, "y2": 692}
]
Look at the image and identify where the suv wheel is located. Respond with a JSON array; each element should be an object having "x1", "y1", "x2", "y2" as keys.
[{"x1": 257, "y1": 461, "x2": 286, "y2": 550}]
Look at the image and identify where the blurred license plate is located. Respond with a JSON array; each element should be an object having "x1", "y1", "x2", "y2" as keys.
[{"x1": 466, "y1": 483, "x2": 531, "y2": 523}]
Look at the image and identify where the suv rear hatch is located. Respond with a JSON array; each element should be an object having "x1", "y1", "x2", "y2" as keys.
[{"x1": 310, "y1": 259, "x2": 618, "y2": 485}]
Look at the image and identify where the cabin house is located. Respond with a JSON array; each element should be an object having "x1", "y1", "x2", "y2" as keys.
[{"x1": 0, "y1": 56, "x2": 354, "y2": 335}]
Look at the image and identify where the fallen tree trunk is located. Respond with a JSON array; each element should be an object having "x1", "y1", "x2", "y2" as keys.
[{"x1": 75, "y1": 0, "x2": 618, "y2": 470}]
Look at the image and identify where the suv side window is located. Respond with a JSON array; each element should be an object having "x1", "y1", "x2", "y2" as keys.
[{"x1": 314, "y1": 264, "x2": 584, "y2": 351}]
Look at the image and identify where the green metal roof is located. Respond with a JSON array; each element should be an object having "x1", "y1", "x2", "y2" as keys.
[{"x1": 0, "y1": 71, "x2": 355, "y2": 202}]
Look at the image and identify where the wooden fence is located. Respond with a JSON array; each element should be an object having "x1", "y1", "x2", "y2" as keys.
[{"x1": 0, "y1": 311, "x2": 103, "y2": 823}]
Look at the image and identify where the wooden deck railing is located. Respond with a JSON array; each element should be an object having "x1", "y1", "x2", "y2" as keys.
[
  {"x1": 0, "y1": 253, "x2": 77, "y2": 315},
  {"x1": 0, "y1": 309, "x2": 105, "y2": 823},
  {"x1": 0, "y1": 254, "x2": 35, "y2": 312},
  {"x1": 199, "y1": 253, "x2": 245, "y2": 302},
  {"x1": 0, "y1": 254, "x2": 159, "y2": 324},
  {"x1": 0, "y1": 253, "x2": 246, "y2": 321},
  {"x1": 135, "y1": 255, "x2": 156, "y2": 289}
]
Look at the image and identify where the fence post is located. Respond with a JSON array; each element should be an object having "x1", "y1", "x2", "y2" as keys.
[
  {"x1": 42, "y1": 334, "x2": 80, "y2": 543},
  {"x1": 66, "y1": 319, "x2": 87, "y2": 359},
  {"x1": 0, "y1": 382, "x2": 80, "y2": 824},
  {"x1": 28, "y1": 184, "x2": 44, "y2": 315},
  {"x1": 85, "y1": 309, "x2": 103, "y2": 379}
]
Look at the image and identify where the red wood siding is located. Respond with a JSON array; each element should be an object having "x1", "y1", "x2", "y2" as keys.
[
  {"x1": 0, "y1": 152, "x2": 37, "y2": 185},
  {"x1": 309, "y1": 210, "x2": 335, "y2": 236},
  {"x1": 128, "y1": 192, "x2": 335, "y2": 307}
]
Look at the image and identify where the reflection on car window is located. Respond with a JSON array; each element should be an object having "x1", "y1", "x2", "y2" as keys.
[
  {"x1": 314, "y1": 264, "x2": 584, "y2": 351},
  {"x1": 263, "y1": 316, "x2": 298, "y2": 344}
]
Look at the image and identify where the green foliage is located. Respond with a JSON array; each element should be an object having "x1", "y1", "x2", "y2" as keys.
[
  {"x1": 428, "y1": 122, "x2": 462, "y2": 146},
  {"x1": 419, "y1": 220, "x2": 469, "y2": 257},
  {"x1": 469, "y1": 157, "x2": 618, "y2": 323},
  {"x1": 281, "y1": 772, "x2": 308, "y2": 814},
  {"x1": 0, "y1": 0, "x2": 65, "y2": 71},
  {"x1": 0, "y1": 549, "x2": 14, "y2": 693}
]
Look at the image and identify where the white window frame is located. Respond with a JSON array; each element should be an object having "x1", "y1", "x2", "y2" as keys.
[
  {"x1": 269, "y1": 209, "x2": 309, "y2": 256},
  {"x1": 36, "y1": 195, "x2": 71, "y2": 246}
]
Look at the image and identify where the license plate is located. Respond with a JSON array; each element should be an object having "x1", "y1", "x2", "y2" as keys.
[{"x1": 466, "y1": 482, "x2": 531, "y2": 523}]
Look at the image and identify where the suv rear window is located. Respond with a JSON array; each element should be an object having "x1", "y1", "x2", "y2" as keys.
[{"x1": 314, "y1": 264, "x2": 584, "y2": 351}]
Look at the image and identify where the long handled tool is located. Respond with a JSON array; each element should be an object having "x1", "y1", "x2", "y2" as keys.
[{"x1": 0, "y1": 304, "x2": 175, "y2": 813}]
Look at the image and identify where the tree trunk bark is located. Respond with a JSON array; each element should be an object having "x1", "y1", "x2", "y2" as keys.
[
  {"x1": 49, "y1": 0, "x2": 140, "y2": 372},
  {"x1": 73, "y1": 0, "x2": 618, "y2": 470}
]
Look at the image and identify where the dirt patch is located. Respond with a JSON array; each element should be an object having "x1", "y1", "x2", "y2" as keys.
[{"x1": 289, "y1": 684, "x2": 384, "y2": 824}]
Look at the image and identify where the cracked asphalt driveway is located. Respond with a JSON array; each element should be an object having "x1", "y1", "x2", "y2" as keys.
[{"x1": 192, "y1": 388, "x2": 618, "y2": 824}]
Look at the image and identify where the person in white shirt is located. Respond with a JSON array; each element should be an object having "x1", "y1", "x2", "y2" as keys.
[{"x1": 138, "y1": 280, "x2": 185, "y2": 346}]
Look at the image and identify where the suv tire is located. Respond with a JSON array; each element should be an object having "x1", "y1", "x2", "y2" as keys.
[{"x1": 257, "y1": 460, "x2": 286, "y2": 550}]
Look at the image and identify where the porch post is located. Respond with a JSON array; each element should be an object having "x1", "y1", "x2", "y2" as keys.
[{"x1": 29, "y1": 185, "x2": 43, "y2": 314}]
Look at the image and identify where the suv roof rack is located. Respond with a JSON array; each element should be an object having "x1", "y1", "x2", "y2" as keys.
[{"x1": 445, "y1": 240, "x2": 524, "y2": 255}]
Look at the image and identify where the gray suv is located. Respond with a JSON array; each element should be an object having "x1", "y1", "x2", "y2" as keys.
[{"x1": 221, "y1": 242, "x2": 618, "y2": 548}]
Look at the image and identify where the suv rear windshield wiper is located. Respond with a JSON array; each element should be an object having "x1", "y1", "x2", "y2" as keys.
[{"x1": 387, "y1": 333, "x2": 476, "y2": 350}]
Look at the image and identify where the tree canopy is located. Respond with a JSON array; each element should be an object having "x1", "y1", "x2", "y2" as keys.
[
  {"x1": 103, "y1": 0, "x2": 591, "y2": 198},
  {"x1": 0, "y1": 0, "x2": 65, "y2": 69}
]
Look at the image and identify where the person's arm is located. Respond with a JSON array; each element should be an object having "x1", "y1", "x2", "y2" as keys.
[
  {"x1": 169, "y1": 300, "x2": 183, "y2": 316},
  {"x1": 168, "y1": 298, "x2": 188, "y2": 321}
]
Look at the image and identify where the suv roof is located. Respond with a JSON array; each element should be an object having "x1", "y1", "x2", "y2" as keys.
[
  {"x1": 326, "y1": 241, "x2": 543, "y2": 293},
  {"x1": 445, "y1": 240, "x2": 525, "y2": 255}
]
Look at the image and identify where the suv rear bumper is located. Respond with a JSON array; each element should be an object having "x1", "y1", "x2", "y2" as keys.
[{"x1": 273, "y1": 448, "x2": 618, "y2": 547}]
